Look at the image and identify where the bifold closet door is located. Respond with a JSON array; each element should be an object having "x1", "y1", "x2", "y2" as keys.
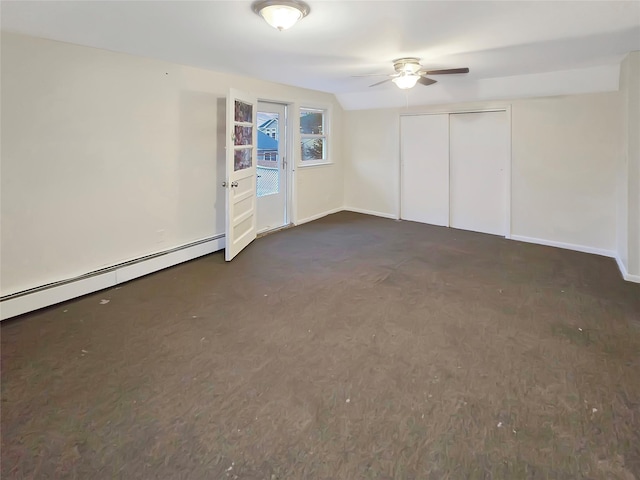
[
  {"x1": 449, "y1": 111, "x2": 509, "y2": 236},
  {"x1": 400, "y1": 114, "x2": 449, "y2": 226}
]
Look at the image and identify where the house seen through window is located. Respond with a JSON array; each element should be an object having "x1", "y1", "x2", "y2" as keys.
[
  {"x1": 257, "y1": 112, "x2": 280, "y2": 197},
  {"x1": 300, "y1": 108, "x2": 327, "y2": 163}
]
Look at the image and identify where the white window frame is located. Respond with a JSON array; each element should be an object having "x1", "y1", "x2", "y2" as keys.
[{"x1": 299, "y1": 106, "x2": 331, "y2": 167}]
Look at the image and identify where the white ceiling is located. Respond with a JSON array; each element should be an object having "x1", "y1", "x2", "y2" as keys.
[{"x1": 2, "y1": 1, "x2": 639, "y2": 109}]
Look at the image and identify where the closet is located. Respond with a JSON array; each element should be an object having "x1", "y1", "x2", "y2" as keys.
[{"x1": 400, "y1": 110, "x2": 510, "y2": 236}]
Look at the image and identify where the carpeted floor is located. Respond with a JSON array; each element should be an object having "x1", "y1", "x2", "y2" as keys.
[{"x1": 2, "y1": 212, "x2": 639, "y2": 479}]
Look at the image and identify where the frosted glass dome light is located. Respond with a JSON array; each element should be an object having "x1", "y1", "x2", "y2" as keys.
[
  {"x1": 392, "y1": 74, "x2": 420, "y2": 89},
  {"x1": 253, "y1": 0, "x2": 310, "y2": 31}
]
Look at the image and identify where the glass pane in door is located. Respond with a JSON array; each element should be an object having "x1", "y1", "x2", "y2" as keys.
[{"x1": 257, "y1": 112, "x2": 280, "y2": 197}]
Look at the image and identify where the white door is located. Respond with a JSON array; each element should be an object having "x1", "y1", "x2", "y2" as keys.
[
  {"x1": 400, "y1": 114, "x2": 450, "y2": 226},
  {"x1": 225, "y1": 89, "x2": 258, "y2": 261},
  {"x1": 449, "y1": 111, "x2": 509, "y2": 236},
  {"x1": 256, "y1": 102, "x2": 287, "y2": 233}
]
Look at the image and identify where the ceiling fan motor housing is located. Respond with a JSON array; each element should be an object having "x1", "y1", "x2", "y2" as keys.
[{"x1": 393, "y1": 58, "x2": 422, "y2": 74}]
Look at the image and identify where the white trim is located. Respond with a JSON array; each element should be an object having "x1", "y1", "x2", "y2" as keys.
[
  {"x1": 615, "y1": 255, "x2": 640, "y2": 283},
  {"x1": 399, "y1": 107, "x2": 509, "y2": 117},
  {"x1": 0, "y1": 236, "x2": 225, "y2": 321},
  {"x1": 396, "y1": 113, "x2": 402, "y2": 220},
  {"x1": 295, "y1": 207, "x2": 342, "y2": 226},
  {"x1": 298, "y1": 103, "x2": 332, "y2": 167},
  {"x1": 297, "y1": 161, "x2": 334, "y2": 169},
  {"x1": 256, "y1": 100, "x2": 290, "y2": 233},
  {"x1": 291, "y1": 101, "x2": 299, "y2": 225},
  {"x1": 256, "y1": 95, "x2": 297, "y2": 229},
  {"x1": 343, "y1": 207, "x2": 398, "y2": 220},
  {"x1": 504, "y1": 105, "x2": 513, "y2": 239},
  {"x1": 510, "y1": 235, "x2": 616, "y2": 258},
  {"x1": 1, "y1": 273, "x2": 117, "y2": 322},
  {"x1": 285, "y1": 103, "x2": 293, "y2": 228},
  {"x1": 115, "y1": 238, "x2": 223, "y2": 284}
]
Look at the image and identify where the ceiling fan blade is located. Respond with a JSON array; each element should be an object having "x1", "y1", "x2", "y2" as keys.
[
  {"x1": 369, "y1": 78, "x2": 393, "y2": 87},
  {"x1": 424, "y1": 68, "x2": 469, "y2": 75},
  {"x1": 417, "y1": 76, "x2": 437, "y2": 86}
]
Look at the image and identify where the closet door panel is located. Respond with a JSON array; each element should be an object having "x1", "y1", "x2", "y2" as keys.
[
  {"x1": 450, "y1": 111, "x2": 509, "y2": 236},
  {"x1": 400, "y1": 114, "x2": 449, "y2": 226}
]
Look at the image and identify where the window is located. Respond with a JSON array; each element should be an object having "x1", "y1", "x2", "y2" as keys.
[{"x1": 300, "y1": 107, "x2": 328, "y2": 165}]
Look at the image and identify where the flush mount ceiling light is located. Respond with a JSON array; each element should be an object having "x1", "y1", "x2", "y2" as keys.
[{"x1": 252, "y1": 0, "x2": 310, "y2": 31}]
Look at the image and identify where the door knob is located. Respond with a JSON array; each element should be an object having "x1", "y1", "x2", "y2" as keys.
[{"x1": 222, "y1": 181, "x2": 227, "y2": 187}]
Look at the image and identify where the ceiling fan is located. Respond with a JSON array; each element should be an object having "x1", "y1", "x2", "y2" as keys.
[{"x1": 357, "y1": 58, "x2": 470, "y2": 89}]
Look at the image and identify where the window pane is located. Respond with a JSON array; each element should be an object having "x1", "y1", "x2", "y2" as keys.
[
  {"x1": 234, "y1": 126, "x2": 252, "y2": 146},
  {"x1": 257, "y1": 112, "x2": 279, "y2": 168},
  {"x1": 234, "y1": 148, "x2": 252, "y2": 171},
  {"x1": 234, "y1": 100, "x2": 252, "y2": 123},
  {"x1": 301, "y1": 138, "x2": 325, "y2": 161},
  {"x1": 300, "y1": 110, "x2": 323, "y2": 134}
]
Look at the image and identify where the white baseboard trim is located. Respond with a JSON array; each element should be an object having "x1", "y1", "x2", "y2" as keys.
[
  {"x1": 510, "y1": 234, "x2": 640, "y2": 283},
  {"x1": 295, "y1": 207, "x2": 343, "y2": 226},
  {"x1": 0, "y1": 235, "x2": 225, "y2": 321},
  {"x1": 0, "y1": 273, "x2": 118, "y2": 322},
  {"x1": 510, "y1": 235, "x2": 616, "y2": 258},
  {"x1": 343, "y1": 207, "x2": 399, "y2": 220},
  {"x1": 615, "y1": 255, "x2": 640, "y2": 283},
  {"x1": 114, "y1": 238, "x2": 223, "y2": 284},
  {"x1": 484, "y1": 234, "x2": 640, "y2": 283}
]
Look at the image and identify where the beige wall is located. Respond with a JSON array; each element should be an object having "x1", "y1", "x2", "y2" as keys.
[
  {"x1": 510, "y1": 94, "x2": 621, "y2": 250},
  {"x1": 617, "y1": 55, "x2": 630, "y2": 271},
  {"x1": 344, "y1": 93, "x2": 624, "y2": 253},
  {"x1": 619, "y1": 51, "x2": 640, "y2": 277},
  {"x1": 0, "y1": 32, "x2": 344, "y2": 295},
  {"x1": 1, "y1": 32, "x2": 636, "y2": 296},
  {"x1": 629, "y1": 53, "x2": 640, "y2": 277},
  {"x1": 343, "y1": 110, "x2": 401, "y2": 217}
]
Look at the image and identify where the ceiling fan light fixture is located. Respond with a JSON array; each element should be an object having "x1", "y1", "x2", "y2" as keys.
[
  {"x1": 252, "y1": 0, "x2": 310, "y2": 31},
  {"x1": 392, "y1": 74, "x2": 420, "y2": 89}
]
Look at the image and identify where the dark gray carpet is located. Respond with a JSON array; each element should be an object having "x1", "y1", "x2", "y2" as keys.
[{"x1": 2, "y1": 212, "x2": 639, "y2": 479}]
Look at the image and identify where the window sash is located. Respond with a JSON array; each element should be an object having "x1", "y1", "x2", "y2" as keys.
[{"x1": 300, "y1": 107, "x2": 328, "y2": 164}]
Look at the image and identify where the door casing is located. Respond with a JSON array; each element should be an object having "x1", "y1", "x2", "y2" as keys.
[{"x1": 256, "y1": 101, "x2": 290, "y2": 233}]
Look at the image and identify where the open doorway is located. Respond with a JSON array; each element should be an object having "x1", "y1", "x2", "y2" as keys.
[{"x1": 256, "y1": 101, "x2": 289, "y2": 233}]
